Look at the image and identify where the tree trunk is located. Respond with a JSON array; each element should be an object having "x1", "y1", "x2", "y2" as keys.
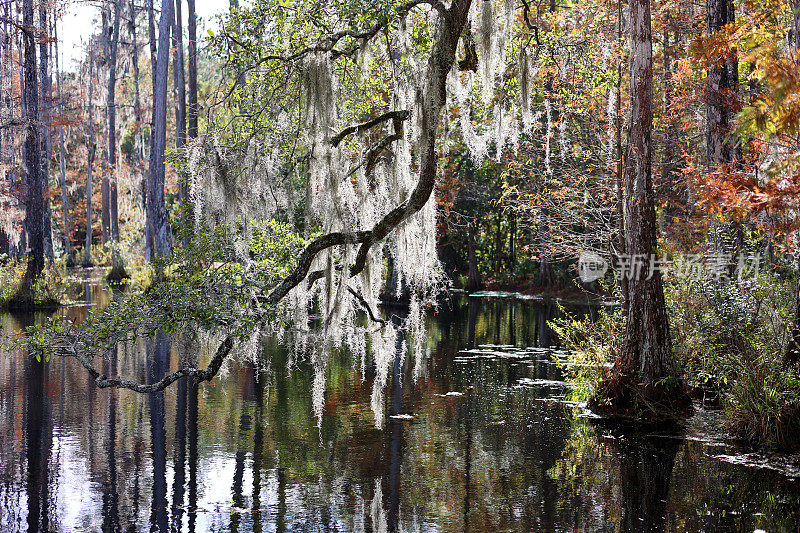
[
  {"x1": 786, "y1": 14, "x2": 800, "y2": 365},
  {"x1": 661, "y1": 21, "x2": 679, "y2": 218},
  {"x1": 15, "y1": 0, "x2": 45, "y2": 306},
  {"x1": 129, "y1": 0, "x2": 146, "y2": 217},
  {"x1": 172, "y1": 0, "x2": 186, "y2": 158},
  {"x1": 539, "y1": 207, "x2": 553, "y2": 287},
  {"x1": 104, "y1": 0, "x2": 122, "y2": 270},
  {"x1": 706, "y1": 0, "x2": 737, "y2": 169},
  {"x1": 85, "y1": 57, "x2": 96, "y2": 267},
  {"x1": 493, "y1": 213, "x2": 503, "y2": 274},
  {"x1": 466, "y1": 219, "x2": 482, "y2": 292},
  {"x1": 187, "y1": 0, "x2": 198, "y2": 139},
  {"x1": 172, "y1": 0, "x2": 190, "y2": 236},
  {"x1": 145, "y1": 0, "x2": 157, "y2": 261},
  {"x1": 38, "y1": 1, "x2": 53, "y2": 261},
  {"x1": 792, "y1": 0, "x2": 800, "y2": 47},
  {"x1": 54, "y1": 21, "x2": 71, "y2": 266},
  {"x1": 146, "y1": 0, "x2": 174, "y2": 260},
  {"x1": 597, "y1": 0, "x2": 689, "y2": 417},
  {"x1": 101, "y1": 9, "x2": 111, "y2": 246},
  {"x1": 616, "y1": 0, "x2": 627, "y2": 313},
  {"x1": 508, "y1": 211, "x2": 516, "y2": 268}
]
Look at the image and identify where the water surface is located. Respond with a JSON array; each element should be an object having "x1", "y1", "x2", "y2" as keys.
[{"x1": 2, "y1": 279, "x2": 800, "y2": 532}]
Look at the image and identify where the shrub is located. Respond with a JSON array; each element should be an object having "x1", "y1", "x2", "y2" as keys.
[
  {"x1": 0, "y1": 258, "x2": 66, "y2": 309},
  {"x1": 665, "y1": 265, "x2": 800, "y2": 449},
  {"x1": 550, "y1": 305, "x2": 622, "y2": 403}
]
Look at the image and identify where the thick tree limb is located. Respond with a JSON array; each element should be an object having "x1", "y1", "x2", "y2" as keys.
[{"x1": 330, "y1": 110, "x2": 409, "y2": 147}]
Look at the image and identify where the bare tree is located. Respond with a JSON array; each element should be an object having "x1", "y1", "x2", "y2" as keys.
[
  {"x1": 172, "y1": 0, "x2": 187, "y2": 207},
  {"x1": 39, "y1": 0, "x2": 53, "y2": 261},
  {"x1": 596, "y1": 0, "x2": 690, "y2": 416},
  {"x1": 103, "y1": 0, "x2": 122, "y2": 273},
  {"x1": 14, "y1": 0, "x2": 45, "y2": 307},
  {"x1": 54, "y1": 16, "x2": 71, "y2": 265},
  {"x1": 187, "y1": 0, "x2": 197, "y2": 139},
  {"x1": 706, "y1": 0, "x2": 738, "y2": 168},
  {"x1": 85, "y1": 56, "x2": 96, "y2": 267},
  {"x1": 146, "y1": 0, "x2": 174, "y2": 259},
  {"x1": 128, "y1": 0, "x2": 146, "y2": 215}
]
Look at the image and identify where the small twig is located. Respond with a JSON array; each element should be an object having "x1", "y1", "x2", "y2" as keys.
[{"x1": 347, "y1": 286, "x2": 387, "y2": 324}]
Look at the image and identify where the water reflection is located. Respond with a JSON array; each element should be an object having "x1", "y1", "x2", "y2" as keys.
[{"x1": 1, "y1": 293, "x2": 799, "y2": 532}]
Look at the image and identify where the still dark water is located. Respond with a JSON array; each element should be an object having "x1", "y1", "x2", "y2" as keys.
[{"x1": 2, "y1": 276, "x2": 800, "y2": 532}]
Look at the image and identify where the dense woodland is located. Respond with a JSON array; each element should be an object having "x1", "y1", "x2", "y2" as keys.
[{"x1": 1, "y1": 0, "x2": 800, "y2": 450}]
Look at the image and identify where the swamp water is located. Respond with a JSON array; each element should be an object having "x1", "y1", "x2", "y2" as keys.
[{"x1": 1, "y1": 275, "x2": 800, "y2": 532}]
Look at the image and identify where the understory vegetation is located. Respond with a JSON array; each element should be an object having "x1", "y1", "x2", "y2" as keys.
[{"x1": 555, "y1": 265, "x2": 800, "y2": 450}]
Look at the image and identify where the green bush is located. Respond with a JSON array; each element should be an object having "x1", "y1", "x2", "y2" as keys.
[
  {"x1": 665, "y1": 265, "x2": 800, "y2": 449},
  {"x1": 0, "y1": 257, "x2": 66, "y2": 309},
  {"x1": 550, "y1": 305, "x2": 622, "y2": 403}
]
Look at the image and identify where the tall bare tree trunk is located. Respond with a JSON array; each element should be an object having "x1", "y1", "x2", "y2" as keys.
[
  {"x1": 104, "y1": 0, "x2": 122, "y2": 272},
  {"x1": 615, "y1": 0, "x2": 627, "y2": 314},
  {"x1": 172, "y1": 0, "x2": 188, "y2": 216},
  {"x1": 187, "y1": 0, "x2": 197, "y2": 139},
  {"x1": 596, "y1": 0, "x2": 689, "y2": 417},
  {"x1": 14, "y1": 0, "x2": 45, "y2": 307},
  {"x1": 85, "y1": 57, "x2": 97, "y2": 267},
  {"x1": 38, "y1": 1, "x2": 53, "y2": 261},
  {"x1": 128, "y1": 0, "x2": 146, "y2": 218},
  {"x1": 706, "y1": 0, "x2": 737, "y2": 169},
  {"x1": 146, "y1": 0, "x2": 174, "y2": 260},
  {"x1": 53, "y1": 18, "x2": 71, "y2": 265}
]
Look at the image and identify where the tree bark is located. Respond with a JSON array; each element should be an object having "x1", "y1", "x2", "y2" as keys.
[
  {"x1": 38, "y1": 1, "x2": 53, "y2": 261},
  {"x1": 85, "y1": 57, "x2": 97, "y2": 267},
  {"x1": 54, "y1": 20, "x2": 71, "y2": 265},
  {"x1": 786, "y1": 14, "x2": 800, "y2": 365},
  {"x1": 706, "y1": 0, "x2": 738, "y2": 169},
  {"x1": 128, "y1": 0, "x2": 146, "y2": 215},
  {"x1": 146, "y1": 0, "x2": 174, "y2": 259},
  {"x1": 16, "y1": 0, "x2": 45, "y2": 305},
  {"x1": 104, "y1": 0, "x2": 122, "y2": 270},
  {"x1": 597, "y1": 0, "x2": 688, "y2": 416},
  {"x1": 172, "y1": 0, "x2": 189, "y2": 216},
  {"x1": 187, "y1": 0, "x2": 198, "y2": 139},
  {"x1": 792, "y1": 0, "x2": 800, "y2": 47}
]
